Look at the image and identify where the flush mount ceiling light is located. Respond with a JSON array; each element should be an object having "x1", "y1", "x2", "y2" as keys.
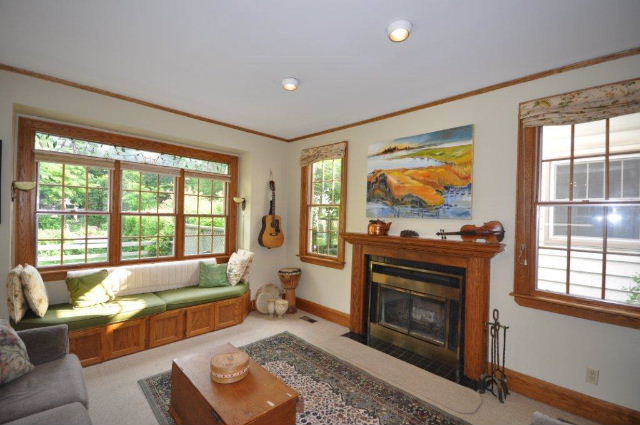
[
  {"x1": 282, "y1": 77, "x2": 299, "y2": 91},
  {"x1": 387, "y1": 19, "x2": 412, "y2": 42}
]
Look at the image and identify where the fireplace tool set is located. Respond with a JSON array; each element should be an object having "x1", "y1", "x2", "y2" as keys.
[{"x1": 479, "y1": 308, "x2": 509, "y2": 402}]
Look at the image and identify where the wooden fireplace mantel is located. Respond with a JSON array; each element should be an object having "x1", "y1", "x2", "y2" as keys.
[{"x1": 342, "y1": 232, "x2": 504, "y2": 382}]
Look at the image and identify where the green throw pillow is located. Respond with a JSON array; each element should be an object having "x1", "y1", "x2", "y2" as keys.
[
  {"x1": 66, "y1": 270, "x2": 114, "y2": 308},
  {"x1": 199, "y1": 262, "x2": 230, "y2": 288}
]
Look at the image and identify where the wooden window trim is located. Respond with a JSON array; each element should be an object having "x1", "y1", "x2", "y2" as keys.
[
  {"x1": 16, "y1": 117, "x2": 237, "y2": 281},
  {"x1": 298, "y1": 144, "x2": 348, "y2": 269},
  {"x1": 513, "y1": 123, "x2": 640, "y2": 329}
]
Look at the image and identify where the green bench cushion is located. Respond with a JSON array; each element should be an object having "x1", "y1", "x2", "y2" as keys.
[
  {"x1": 155, "y1": 283, "x2": 248, "y2": 310},
  {"x1": 13, "y1": 292, "x2": 166, "y2": 331}
]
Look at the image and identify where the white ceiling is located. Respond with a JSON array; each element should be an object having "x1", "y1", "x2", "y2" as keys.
[{"x1": 1, "y1": 1, "x2": 639, "y2": 140}]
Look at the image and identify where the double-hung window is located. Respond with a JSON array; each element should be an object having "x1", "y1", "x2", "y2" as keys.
[
  {"x1": 16, "y1": 118, "x2": 238, "y2": 281},
  {"x1": 514, "y1": 79, "x2": 640, "y2": 329},
  {"x1": 299, "y1": 141, "x2": 348, "y2": 269}
]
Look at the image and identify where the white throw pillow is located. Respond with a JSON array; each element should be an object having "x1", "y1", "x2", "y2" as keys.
[
  {"x1": 6, "y1": 265, "x2": 27, "y2": 323},
  {"x1": 238, "y1": 249, "x2": 254, "y2": 284},
  {"x1": 227, "y1": 250, "x2": 254, "y2": 286},
  {"x1": 20, "y1": 265, "x2": 49, "y2": 318}
]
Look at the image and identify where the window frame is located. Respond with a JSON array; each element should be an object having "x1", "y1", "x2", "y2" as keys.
[
  {"x1": 16, "y1": 117, "x2": 238, "y2": 281},
  {"x1": 298, "y1": 143, "x2": 348, "y2": 269},
  {"x1": 513, "y1": 124, "x2": 640, "y2": 329}
]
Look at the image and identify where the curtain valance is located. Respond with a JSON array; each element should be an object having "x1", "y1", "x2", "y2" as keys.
[
  {"x1": 300, "y1": 141, "x2": 347, "y2": 166},
  {"x1": 519, "y1": 78, "x2": 640, "y2": 127}
]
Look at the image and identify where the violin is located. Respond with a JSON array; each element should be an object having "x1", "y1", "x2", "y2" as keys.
[{"x1": 436, "y1": 221, "x2": 505, "y2": 243}]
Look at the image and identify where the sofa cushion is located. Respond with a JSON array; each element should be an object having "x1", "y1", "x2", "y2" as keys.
[
  {"x1": 66, "y1": 269, "x2": 115, "y2": 308},
  {"x1": 2, "y1": 402, "x2": 92, "y2": 425},
  {"x1": 0, "y1": 320, "x2": 34, "y2": 385},
  {"x1": 20, "y1": 265, "x2": 49, "y2": 317},
  {"x1": 199, "y1": 262, "x2": 229, "y2": 288},
  {"x1": 0, "y1": 354, "x2": 88, "y2": 424},
  {"x1": 155, "y1": 283, "x2": 248, "y2": 310},
  {"x1": 13, "y1": 292, "x2": 166, "y2": 331},
  {"x1": 66, "y1": 258, "x2": 215, "y2": 296}
]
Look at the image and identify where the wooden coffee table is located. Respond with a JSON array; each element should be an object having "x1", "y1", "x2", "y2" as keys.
[{"x1": 169, "y1": 343, "x2": 299, "y2": 425}]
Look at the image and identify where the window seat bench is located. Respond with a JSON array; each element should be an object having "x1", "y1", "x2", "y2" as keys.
[{"x1": 12, "y1": 268, "x2": 250, "y2": 366}]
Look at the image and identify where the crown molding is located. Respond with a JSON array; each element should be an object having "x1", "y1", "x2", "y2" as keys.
[
  {"x1": 287, "y1": 46, "x2": 640, "y2": 142},
  {"x1": 0, "y1": 63, "x2": 288, "y2": 142},
  {"x1": 2, "y1": 46, "x2": 639, "y2": 143}
]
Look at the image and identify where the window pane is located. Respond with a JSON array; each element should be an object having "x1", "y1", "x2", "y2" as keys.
[
  {"x1": 184, "y1": 195, "x2": 198, "y2": 214},
  {"x1": 185, "y1": 217, "x2": 198, "y2": 236},
  {"x1": 141, "y1": 172, "x2": 158, "y2": 192},
  {"x1": 322, "y1": 160, "x2": 333, "y2": 180},
  {"x1": 609, "y1": 112, "x2": 640, "y2": 155},
  {"x1": 38, "y1": 185, "x2": 62, "y2": 210},
  {"x1": 211, "y1": 180, "x2": 225, "y2": 197},
  {"x1": 569, "y1": 250, "x2": 602, "y2": 299},
  {"x1": 212, "y1": 236, "x2": 225, "y2": 254},
  {"x1": 199, "y1": 179, "x2": 213, "y2": 196},
  {"x1": 312, "y1": 182, "x2": 322, "y2": 204},
  {"x1": 141, "y1": 192, "x2": 157, "y2": 213},
  {"x1": 37, "y1": 240, "x2": 61, "y2": 267},
  {"x1": 198, "y1": 217, "x2": 213, "y2": 235},
  {"x1": 212, "y1": 198, "x2": 225, "y2": 215},
  {"x1": 88, "y1": 188, "x2": 109, "y2": 211},
  {"x1": 122, "y1": 191, "x2": 139, "y2": 212},
  {"x1": 213, "y1": 217, "x2": 226, "y2": 233},
  {"x1": 537, "y1": 206, "x2": 568, "y2": 294},
  {"x1": 121, "y1": 237, "x2": 140, "y2": 260},
  {"x1": 158, "y1": 237, "x2": 174, "y2": 257},
  {"x1": 122, "y1": 216, "x2": 140, "y2": 237},
  {"x1": 198, "y1": 197, "x2": 212, "y2": 215},
  {"x1": 184, "y1": 236, "x2": 198, "y2": 256},
  {"x1": 38, "y1": 162, "x2": 63, "y2": 185},
  {"x1": 554, "y1": 162, "x2": 570, "y2": 200},
  {"x1": 63, "y1": 239, "x2": 86, "y2": 264},
  {"x1": 185, "y1": 177, "x2": 198, "y2": 195},
  {"x1": 574, "y1": 119, "x2": 606, "y2": 156},
  {"x1": 541, "y1": 125, "x2": 571, "y2": 160},
  {"x1": 159, "y1": 216, "x2": 175, "y2": 236},
  {"x1": 36, "y1": 132, "x2": 230, "y2": 175},
  {"x1": 622, "y1": 158, "x2": 640, "y2": 198},
  {"x1": 64, "y1": 215, "x2": 86, "y2": 238},
  {"x1": 610, "y1": 160, "x2": 622, "y2": 198},
  {"x1": 140, "y1": 237, "x2": 158, "y2": 258},
  {"x1": 141, "y1": 216, "x2": 158, "y2": 236},
  {"x1": 64, "y1": 165, "x2": 87, "y2": 187},
  {"x1": 199, "y1": 236, "x2": 213, "y2": 255},
  {"x1": 570, "y1": 205, "x2": 604, "y2": 243},
  {"x1": 88, "y1": 168, "x2": 109, "y2": 188},
  {"x1": 587, "y1": 160, "x2": 604, "y2": 199},
  {"x1": 333, "y1": 159, "x2": 342, "y2": 180},
  {"x1": 87, "y1": 239, "x2": 108, "y2": 263},
  {"x1": 159, "y1": 175, "x2": 175, "y2": 192},
  {"x1": 573, "y1": 163, "x2": 588, "y2": 199},
  {"x1": 607, "y1": 206, "x2": 640, "y2": 241},
  {"x1": 123, "y1": 170, "x2": 140, "y2": 190},
  {"x1": 38, "y1": 214, "x2": 62, "y2": 239},
  {"x1": 65, "y1": 187, "x2": 87, "y2": 210},
  {"x1": 87, "y1": 215, "x2": 109, "y2": 237},
  {"x1": 312, "y1": 162, "x2": 323, "y2": 181}
]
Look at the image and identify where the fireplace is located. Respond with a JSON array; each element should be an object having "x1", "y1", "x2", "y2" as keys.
[
  {"x1": 342, "y1": 232, "x2": 504, "y2": 386},
  {"x1": 367, "y1": 257, "x2": 465, "y2": 380}
]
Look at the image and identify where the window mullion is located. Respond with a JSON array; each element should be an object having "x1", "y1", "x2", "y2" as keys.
[{"x1": 566, "y1": 125, "x2": 575, "y2": 295}]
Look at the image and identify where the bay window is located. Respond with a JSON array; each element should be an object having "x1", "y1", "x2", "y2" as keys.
[{"x1": 16, "y1": 118, "x2": 238, "y2": 281}]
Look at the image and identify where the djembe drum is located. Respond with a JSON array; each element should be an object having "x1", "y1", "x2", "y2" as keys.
[{"x1": 278, "y1": 268, "x2": 301, "y2": 313}]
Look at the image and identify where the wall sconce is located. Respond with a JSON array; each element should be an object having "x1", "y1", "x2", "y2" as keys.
[
  {"x1": 233, "y1": 196, "x2": 246, "y2": 211},
  {"x1": 12, "y1": 181, "x2": 36, "y2": 201}
]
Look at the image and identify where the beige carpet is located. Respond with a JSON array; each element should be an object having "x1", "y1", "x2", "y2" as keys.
[{"x1": 83, "y1": 311, "x2": 597, "y2": 425}]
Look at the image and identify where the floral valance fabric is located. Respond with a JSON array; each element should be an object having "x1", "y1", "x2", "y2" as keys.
[
  {"x1": 520, "y1": 78, "x2": 640, "y2": 127},
  {"x1": 300, "y1": 141, "x2": 347, "y2": 166}
]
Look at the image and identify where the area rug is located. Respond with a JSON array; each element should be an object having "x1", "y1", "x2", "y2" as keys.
[{"x1": 138, "y1": 332, "x2": 468, "y2": 425}]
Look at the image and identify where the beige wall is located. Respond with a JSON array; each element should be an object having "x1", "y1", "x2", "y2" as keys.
[
  {"x1": 285, "y1": 54, "x2": 640, "y2": 410},
  {"x1": 0, "y1": 69, "x2": 290, "y2": 312}
]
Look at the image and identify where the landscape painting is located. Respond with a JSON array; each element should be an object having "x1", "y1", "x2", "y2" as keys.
[{"x1": 367, "y1": 124, "x2": 473, "y2": 219}]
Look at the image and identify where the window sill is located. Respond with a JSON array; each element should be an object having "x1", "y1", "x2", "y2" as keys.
[
  {"x1": 512, "y1": 293, "x2": 640, "y2": 329},
  {"x1": 299, "y1": 254, "x2": 345, "y2": 270}
]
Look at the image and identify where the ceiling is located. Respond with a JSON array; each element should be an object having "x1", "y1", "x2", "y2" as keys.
[{"x1": 1, "y1": 1, "x2": 639, "y2": 141}]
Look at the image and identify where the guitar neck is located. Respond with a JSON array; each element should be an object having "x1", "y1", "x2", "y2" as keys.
[{"x1": 269, "y1": 190, "x2": 276, "y2": 216}]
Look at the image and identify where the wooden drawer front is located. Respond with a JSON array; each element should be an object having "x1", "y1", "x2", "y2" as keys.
[
  {"x1": 215, "y1": 298, "x2": 242, "y2": 330},
  {"x1": 186, "y1": 304, "x2": 216, "y2": 337},
  {"x1": 106, "y1": 318, "x2": 147, "y2": 359},
  {"x1": 149, "y1": 310, "x2": 185, "y2": 347},
  {"x1": 69, "y1": 327, "x2": 106, "y2": 366}
]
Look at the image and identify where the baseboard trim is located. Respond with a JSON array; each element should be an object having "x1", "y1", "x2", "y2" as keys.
[
  {"x1": 296, "y1": 297, "x2": 350, "y2": 328},
  {"x1": 506, "y1": 367, "x2": 640, "y2": 425}
]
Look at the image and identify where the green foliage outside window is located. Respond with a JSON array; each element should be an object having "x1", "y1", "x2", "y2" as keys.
[{"x1": 309, "y1": 159, "x2": 342, "y2": 257}]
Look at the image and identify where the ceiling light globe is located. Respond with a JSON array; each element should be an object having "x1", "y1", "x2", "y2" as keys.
[
  {"x1": 387, "y1": 20, "x2": 412, "y2": 42},
  {"x1": 282, "y1": 77, "x2": 299, "y2": 91}
]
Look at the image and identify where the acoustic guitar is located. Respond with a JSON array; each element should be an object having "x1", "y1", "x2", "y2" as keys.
[{"x1": 258, "y1": 180, "x2": 284, "y2": 248}]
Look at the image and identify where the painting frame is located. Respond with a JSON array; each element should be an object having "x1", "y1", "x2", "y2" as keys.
[{"x1": 366, "y1": 125, "x2": 474, "y2": 219}]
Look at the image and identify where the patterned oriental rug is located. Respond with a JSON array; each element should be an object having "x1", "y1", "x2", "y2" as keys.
[{"x1": 138, "y1": 332, "x2": 468, "y2": 425}]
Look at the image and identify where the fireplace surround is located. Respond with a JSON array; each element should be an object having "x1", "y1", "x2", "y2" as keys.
[{"x1": 343, "y1": 232, "x2": 504, "y2": 386}]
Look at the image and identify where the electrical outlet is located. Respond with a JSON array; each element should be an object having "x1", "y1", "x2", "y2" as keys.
[{"x1": 586, "y1": 367, "x2": 599, "y2": 385}]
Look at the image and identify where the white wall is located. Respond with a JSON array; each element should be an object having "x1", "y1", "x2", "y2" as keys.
[
  {"x1": 285, "y1": 55, "x2": 640, "y2": 410},
  {"x1": 0, "y1": 69, "x2": 290, "y2": 313}
]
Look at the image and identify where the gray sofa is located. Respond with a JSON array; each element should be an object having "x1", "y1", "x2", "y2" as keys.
[{"x1": 0, "y1": 325, "x2": 91, "y2": 425}]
